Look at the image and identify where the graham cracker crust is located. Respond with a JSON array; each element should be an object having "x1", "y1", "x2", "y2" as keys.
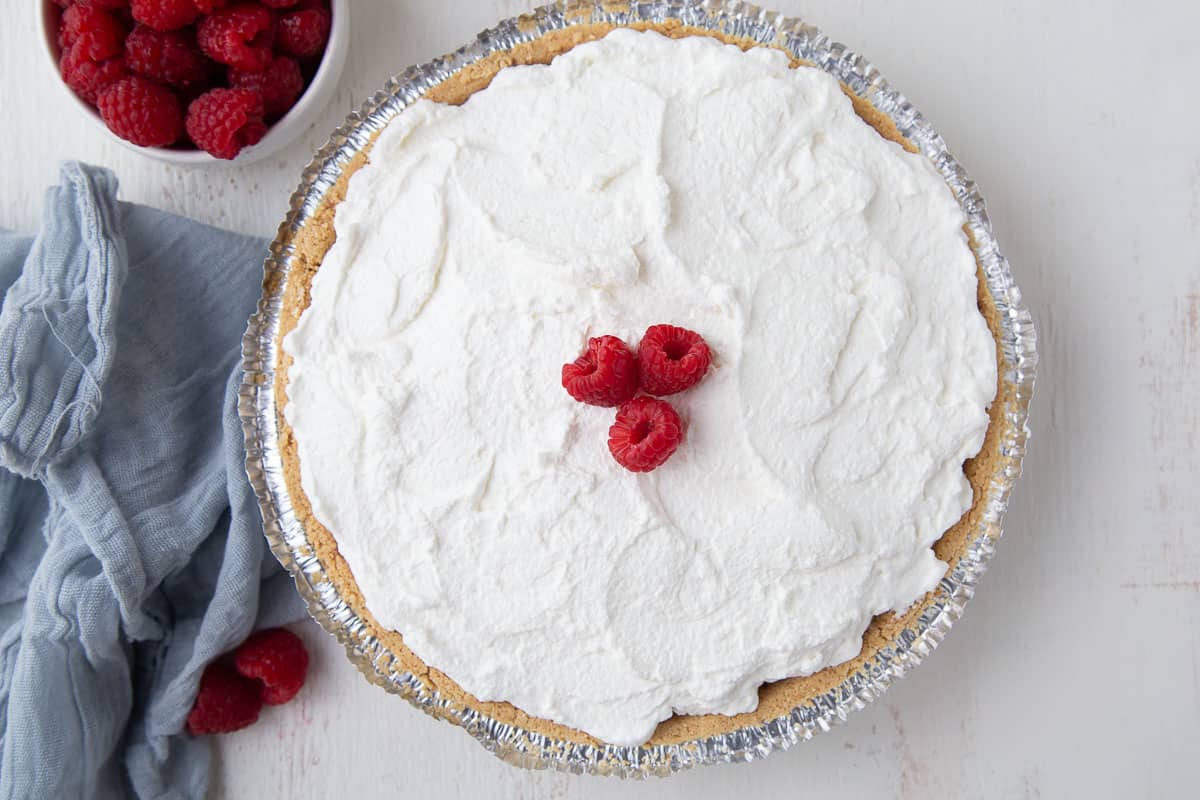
[{"x1": 270, "y1": 22, "x2": 1013, "y2": 747}]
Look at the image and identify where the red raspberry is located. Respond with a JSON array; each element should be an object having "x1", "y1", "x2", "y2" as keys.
[
  {"x1": 276, "y1": 5, "x2": 330, "y2": 59},
  {"x1": 124, "y1": 25, "x2": 213, "y2": 91},
  {"x1": 59, "y1": 5, "x2": 125, "y2": 61},
  {"x1": 186, "y1": 87, "x2": 267, "y2": 159},
  {"x1": 197, "y1": 4, "x2": 275, "y2": 72},
  {"x1": 76, "y1": 1, "x2": 131, "y2": 9},
  {"x1": 191, "y1": 0, "x2": 229, "y2": 11},
  {"x1": 130, "y1": 0, "x2": 199, "y2": 31},
  {"x1": 96, "y1": 76, "x2": 183, "y2": 147},
  {"x1": 260, "y1": 0, "x2": 299, "y2": 7},
  {"x1": 233, "y1": 628, "x2": 309, "y2": 705},
  {"x1": 61, "y1": 44, "x2": 128, "y2": 105},
  {"x1": 637, "y1": 324, "x2": 712, "y2": 396},
  {"x1": 228, "y1": 55, "x2": 302, "y2": 119},
  {"x1": 562, "y1": 335, "x2": 639, "y2": 407},
  {"x1": 608, "y1": 396, "x2": 684, "y2": 472},
  {"x1": 186, "y1": 662, "x2": 264, "y2": 735}
]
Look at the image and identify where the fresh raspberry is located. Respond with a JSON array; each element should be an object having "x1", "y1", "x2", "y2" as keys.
[
  {"x1": 637, "y1": 324, "x2": 712, "y2": 396},
  {"x1": 260, "y1": 0, "x2": 299, "y2": 7},
  {"x1": 76, "y1": 0, "x2": 131, "y2": 9},
  {"x1": 59, "y1": 5, "x2": 125, "y2": 61},
  {"x1": 276, "y1": 5, "x2": 330, "y2": 59},
  {"x1": 124, "y1": 25, "x2": 213, "y2": 91},
  {"x1": 186, "y1": 87, "x2": 267, "y2": 159},
  {"x1": 228, "y1": 55, "x2": 302, "y2": 119},
  {"x1": 191, "y1": 0, "x2": 228, "y2": 11},
  {"x1": 187, "y1": 662, "x2": 264, "y2": 735},
  {"x1": 96, "y1": 76, "x2": 183, "y2": 146},
  {"x1": 61, "y1": 44, "x2": 128, "y2": 104},
  {"x1": 233, "y1": 628, "x2": 309, "y2": 705},
  {"x1": 562, "y1": 335, "x2": 639, "y2": 407},
  {"x1": 130, "y1": 0, "x2": 199, "y2": 31},
  {"x1": 608, "y1": 396, "x2": 684, "y2": 472},
  {"x1": 197, "y1": 4, "x2": 275, "y2": 72}
]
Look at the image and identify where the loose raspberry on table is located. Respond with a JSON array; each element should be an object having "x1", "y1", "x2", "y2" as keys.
[
  {"x1": 276, "y1": 5, "x2": 330, "y2": 59},
  {"x1": 59, "y1": 6, "x2": 126, "y2": 61},
  {"x1": 130, "y1": 0, "x2": 199, "y2": 31},
  {"x1": 124, "y1": 24, "x2": 213, "y2": 90},
  {"x1": 186, "y1": 662, "x2": 264, "y2": 735},
  {"x1": 185, "y1": 87, "x2": 267, "y2": 158},
  {"x1": 96, "y1": 76, "x2": 183, "y2": 146},
  {"x1": 608, "y1": 396, "x2": 684, "y2": 472},
  {"x1": 562, "y1": 335, "x2": 640, "y2": 407},
  {"x1": 637, "y1": 324, "x2": 712, "y2": 396},
  {"x1": 233, "y1": 628, "x2": 309, "y2": 705},
  {"x1": 61, "y1": 44, "x2": 128, "y2": 104},
  {"x1": 197, "y1": 4, "x2": 275, "y2": 72},
  {"x1": 228, "y1": 55, "x2": 303, "y2": 119}
]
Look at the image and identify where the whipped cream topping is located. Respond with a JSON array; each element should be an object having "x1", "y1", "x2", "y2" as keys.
[{"x1": 284, "y1": 30, "x2": 997, "y2": 746}]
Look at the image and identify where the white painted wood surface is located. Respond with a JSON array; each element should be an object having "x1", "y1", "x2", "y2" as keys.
[{"x1": 4, "y1": 1, "x2": 1199, "y2": 797}]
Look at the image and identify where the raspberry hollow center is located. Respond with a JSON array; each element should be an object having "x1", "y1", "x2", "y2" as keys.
[
  {"x1": 250, "y1": 29, "x2": 273, "y2": 50},
  {"x1": 663, "y1": 340, "x2": 690, "y2": 360},
  {"x1": 630, "y1": 419, "x2": 654, "y2": 444}
]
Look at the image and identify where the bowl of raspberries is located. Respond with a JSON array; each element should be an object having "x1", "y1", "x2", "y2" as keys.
[{"x1": 42, "y1": 0, "x2": 347, "y2": 163}]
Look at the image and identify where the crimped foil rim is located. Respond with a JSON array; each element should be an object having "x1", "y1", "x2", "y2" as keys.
[{"x1": 239, "y1": 0, "x2": 1037, "y2": 777}]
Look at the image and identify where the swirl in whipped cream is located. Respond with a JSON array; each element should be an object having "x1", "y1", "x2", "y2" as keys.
[{"x1": 284, "y1": 30, "x2": 997, "y2": 746}]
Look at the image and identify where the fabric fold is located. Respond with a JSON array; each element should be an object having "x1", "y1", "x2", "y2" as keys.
[{"x1": 0, "y1": 164, "x2": 126, "y2": 479}]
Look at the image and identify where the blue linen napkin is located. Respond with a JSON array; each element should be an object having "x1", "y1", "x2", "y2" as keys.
[{"x1": 0, "y1": 163, "x2": 306, "y2": 799}]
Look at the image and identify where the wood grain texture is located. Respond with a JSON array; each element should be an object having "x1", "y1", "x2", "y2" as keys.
[{"x1": 3, "y1": 1, "x2": 1198, "y2": 797}]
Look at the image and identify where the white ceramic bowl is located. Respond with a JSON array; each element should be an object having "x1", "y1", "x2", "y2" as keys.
[{"x1": 40, "y1": 0, "x2": 348, "y2": 166}]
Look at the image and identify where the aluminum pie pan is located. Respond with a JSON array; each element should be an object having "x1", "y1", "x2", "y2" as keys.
[{"x1": 239, "y1": 0, "x2": 1038, "y2": 777}]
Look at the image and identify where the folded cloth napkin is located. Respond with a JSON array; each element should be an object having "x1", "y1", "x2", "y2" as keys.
[{"x1": 0, "y1": 163, "x2": 306, "y2": 800}]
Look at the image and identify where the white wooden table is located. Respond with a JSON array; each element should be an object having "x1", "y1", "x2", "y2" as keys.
[{"x1": 4, "y1": 1, "x2": 1199, "y2": 797}]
